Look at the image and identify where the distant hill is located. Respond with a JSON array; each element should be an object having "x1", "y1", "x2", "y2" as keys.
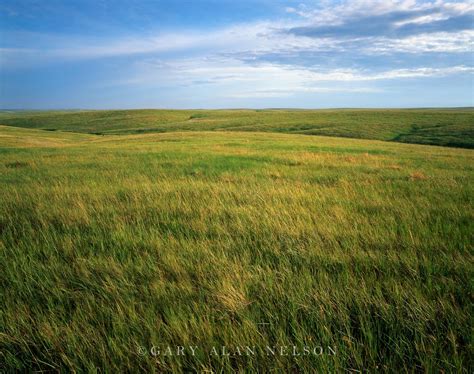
[{"x1": 1, "y1": 108, "x2": 473, "y2": 148}]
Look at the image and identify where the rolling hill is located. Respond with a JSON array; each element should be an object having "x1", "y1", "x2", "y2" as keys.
[{"x1": 1, "y1": 108, "x2": 473, "y2": 148}]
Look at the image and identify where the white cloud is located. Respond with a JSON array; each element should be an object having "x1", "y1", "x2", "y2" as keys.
[
  {"x1": 112, "y1": 56, "x2": 472, "y2": 101},
  {"x1": 2, "y1": 20, "x2": 471, "y2": 71},
  {"x1": 153, "y1": 58, "x2": 474, "y2": 83},
  {"x1": 367, "y1": 30, "x2": 474, "y2": 53},
  {"x1": 2, "y1": 1, "x2": 472, "y2": 70},
  {"x1": 393, "y1": 13, "x2": 449, "y2": 27},
  {"x1": 1, "y1": 0, "x2": 472, "y2": 106},
  {"x1": 229, "y1": 86, "x2": 381, "y2": 99},
  {"x1": 2, "y1": 0, "x2": 473, "y2": 108},
  {"x1": 288, "y1": 0, "x2": 473, "y2": 24},
  {"x1": 1, "y1": 21, "x2": 289, "y2": 61},
  {"x1": 285, "y1": 0, "x2": 428, "y2": 23}
]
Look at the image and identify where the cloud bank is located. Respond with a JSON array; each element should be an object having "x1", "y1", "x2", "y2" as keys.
[{"x1": 1, "y1": 0, "x2": 472, "y2": 108}]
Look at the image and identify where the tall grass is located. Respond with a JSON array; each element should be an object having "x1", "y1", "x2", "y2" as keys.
[{"x1": 0, "y1": 127, "x2": 473, "y2": 372}]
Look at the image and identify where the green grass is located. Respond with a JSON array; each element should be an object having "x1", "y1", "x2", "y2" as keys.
[
  {"x1": 1, "y1": 124, "x2": 473, "y2": 372},
  {"x1": 1, "y1": 108, "x2": 473, "y2": 148}
]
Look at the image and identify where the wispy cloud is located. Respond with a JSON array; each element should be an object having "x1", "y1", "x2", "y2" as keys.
[
  {"x1": 285, "y1": 0, "x2": 473, "y2": 24},
  {"x1": 128, "y1": 58, "x2": 474, "y2": 83},
  {"x1": 365, "y1": 30, "x2": 474, "y2": 53},
  {"x1": 0, "y1": 22, "x2": 285, "y2": 65},
  {"x1": 111, "y1": 56, "x2": 473, "y2": 101},
  {"x1": 2, "y1": 1, "x2": 473, "y2": 69},
  {"x1": 1, "y1": 0, "x2": 473, "y2": 108},
  {"x1": 228, "y1": 86, "x2": 381, "y2": 98}
]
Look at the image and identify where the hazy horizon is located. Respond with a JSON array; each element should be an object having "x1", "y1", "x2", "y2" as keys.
[{"x1": 1, "y1": 106, "x2": 474, "y2": 111}]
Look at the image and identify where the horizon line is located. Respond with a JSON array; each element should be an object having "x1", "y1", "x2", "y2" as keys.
[{"x1": 1, "y1": 106, "x2": 473, "y2": 112}]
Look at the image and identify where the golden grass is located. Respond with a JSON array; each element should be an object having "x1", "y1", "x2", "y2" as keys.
[{"x1": 0, "y1": 126, "x2": 473, "y2": 372}]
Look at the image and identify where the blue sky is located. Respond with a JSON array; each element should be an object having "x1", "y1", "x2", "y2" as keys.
[{"x1": 0, "y1": 0, "x2": 473, "y2": 109}]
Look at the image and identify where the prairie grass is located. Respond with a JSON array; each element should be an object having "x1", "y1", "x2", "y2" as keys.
[
  {"x1": 0, "y1": 126, "x2": 473, "y2": 372},
  {"x1": 1, "y1": 108, "x2": 473, "y2": 148}
]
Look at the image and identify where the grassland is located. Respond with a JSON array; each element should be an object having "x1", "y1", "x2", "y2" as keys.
[
  {"x1": 1, "y1": 108, "x2": 473, "y2": 148},
  {"x1": 0, "y1": 121, "x2": 473, "y2": 372}
]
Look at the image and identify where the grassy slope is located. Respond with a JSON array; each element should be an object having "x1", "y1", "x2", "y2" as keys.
[
  {"x1": 1, "y1": 125, "x2": 473, "y2": 372},
  {"x1": 0, "y1": 108, "x2": 473, "y2": 148}
]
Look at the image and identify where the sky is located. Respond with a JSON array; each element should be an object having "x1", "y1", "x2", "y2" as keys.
[{"x1": 0, "y1": 0, "x2": 473, "y2": 109}]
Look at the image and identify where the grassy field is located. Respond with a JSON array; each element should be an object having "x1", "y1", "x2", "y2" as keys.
[
  {"x1": 0, "y1": 121, "x2": 472, "y2": 372},
  {"x1": 1, "y1": 108, "x2": 473, "y2": 148}
]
